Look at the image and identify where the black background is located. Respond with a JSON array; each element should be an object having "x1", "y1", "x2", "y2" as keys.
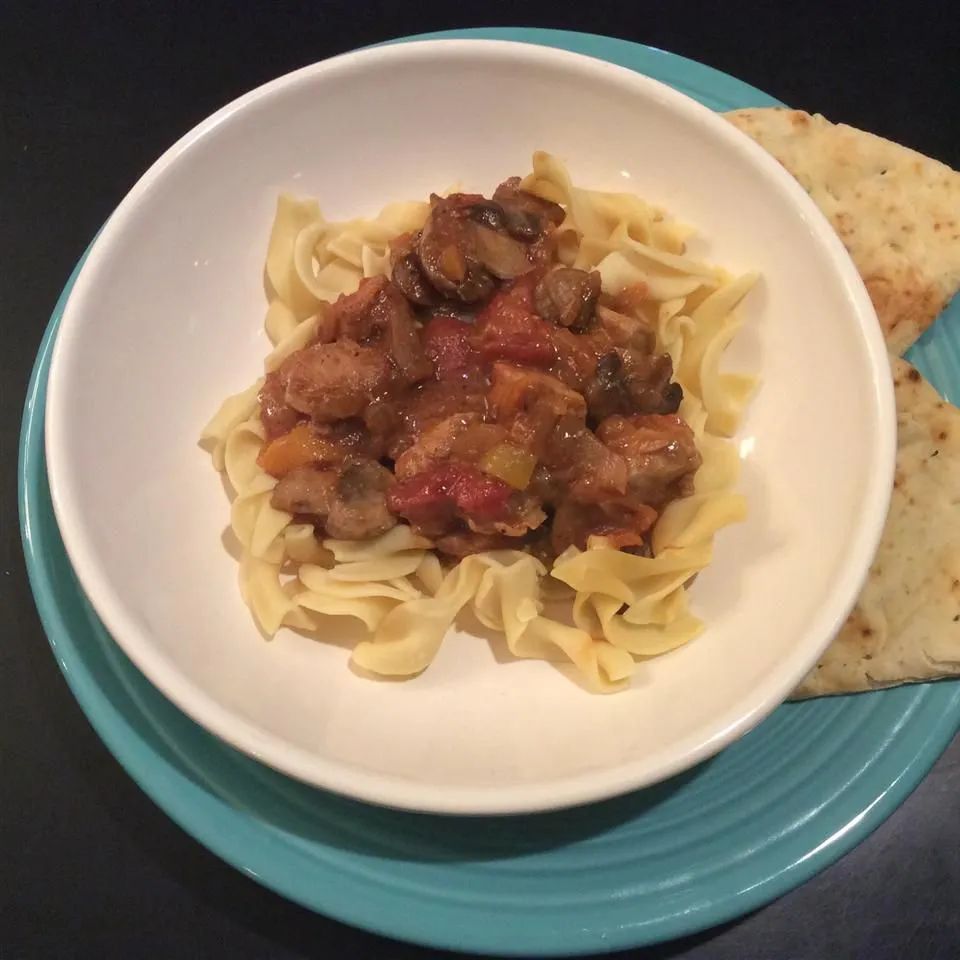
[{"x1": 2, "y1": 2, "x2": 959, "y2": 958}]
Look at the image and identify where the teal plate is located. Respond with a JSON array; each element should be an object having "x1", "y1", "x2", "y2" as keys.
[{"x1": 19, "y1": 28, "x2": 960, "y2": 957}]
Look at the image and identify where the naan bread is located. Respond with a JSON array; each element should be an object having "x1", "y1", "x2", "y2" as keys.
[
  {"x1": 793, "y1": 358, "x2": 960, "y2": 697},
  {"x1": 724, "y1": 108, "x2": 960, "y2": 697},
  {"x1": 726, "y1": 108, "x2": 960, "y2": 356}
]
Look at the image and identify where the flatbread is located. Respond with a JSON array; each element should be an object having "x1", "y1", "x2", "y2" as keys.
[
  {"x1": 726, "y1": 108, "x2": 960, "y2": 356},
  {"x1": 723, "y1": 108, "x2": 960, "y2": 697},
  {"x1": 793, "y1": 358, "x2": 960, "y2": 697}
]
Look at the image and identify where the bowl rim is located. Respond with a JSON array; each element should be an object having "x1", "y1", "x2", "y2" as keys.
[{"x1": 44, "y1": 38, "x2": 896, "y2": 815}]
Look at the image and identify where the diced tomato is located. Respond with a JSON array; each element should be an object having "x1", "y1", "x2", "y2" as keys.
[
  {"x1": 477, "y1": 314, "x2": 558, "y2": 366},
  {"x1": 475, "y1": 273, "x2": 558, "y2": 367},
  {"x1": 387, "y1": 462, "x2": 513, "y2": 525},
  {"x1": 422, "y1": 315, "x2": 477, "y2": 379},
  {"x1": 449, "y1": 465, "x2": 514, "y2": 519},
  {"x1": 387, "y1": 471, "x2": 451, "y2": 524}
]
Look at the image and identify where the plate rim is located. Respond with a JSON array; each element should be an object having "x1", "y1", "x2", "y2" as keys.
[{"x1": 19, "y1": 27, "x2": 960, "y2": 957}]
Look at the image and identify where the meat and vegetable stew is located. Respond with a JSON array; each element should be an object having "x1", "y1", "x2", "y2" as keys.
[{"x1": 257, "y1": 180, "x2": 701, "y2": 562}]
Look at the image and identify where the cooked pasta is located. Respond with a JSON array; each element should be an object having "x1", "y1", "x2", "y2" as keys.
[{"x1": 200, "y1": 152, "x2": 756, "y2": 692}]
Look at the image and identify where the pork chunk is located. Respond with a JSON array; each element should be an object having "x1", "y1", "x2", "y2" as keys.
[{"x1": 283, "y1": 339, "x2": 391, "y2": 422}]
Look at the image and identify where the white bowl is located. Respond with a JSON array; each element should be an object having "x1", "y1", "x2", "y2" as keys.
[{"x1": 46, "y1": 40, "x2": 894, "y2": 815}]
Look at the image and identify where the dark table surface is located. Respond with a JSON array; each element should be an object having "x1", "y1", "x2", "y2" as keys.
[{"x1": 2, "y1": 2, "x2": 958, "y2": 958}]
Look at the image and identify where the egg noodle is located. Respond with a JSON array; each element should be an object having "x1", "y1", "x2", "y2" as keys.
[{"x1": 201, "y1": 152, "x2": 756, "y2": 692}]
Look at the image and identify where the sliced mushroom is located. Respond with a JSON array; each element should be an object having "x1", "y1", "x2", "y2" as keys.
[
  {"x1": 325, "y1": 460, "x2": 397, "y2": 540},
  {"x1": 585, "y1": 349, "x2": 683, "y2": 419},
  {"x1": 271, "y1": 466, "x2": 337, "y2": 516},
  {"x1": 585, "y1": 351, "x2": 632, "y2": 421},
  {"x1": 492, "y1": 177, "x2": 565, "y2": 240},
  {"x1": 534, "y1": 268, "x2": 601, "y2": 328},
  {"x1": 418, "y1": 194, "x2": 495, "y2": 303},
  {"x1": 469, "y1": 201, "x2": 507, "y2": 232},
  {"x1": 656, "y1": 382, "x2": 683, "y2": 414},
  {"x1": 622, "y1": 353, "x2": 684, "y2": 415},
  {"x1": 389, "y1": 233, "x2": 436, "y2": 306},
  {"x1": 466, "y1": 221, "x2": 533, "y2": 279}
]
